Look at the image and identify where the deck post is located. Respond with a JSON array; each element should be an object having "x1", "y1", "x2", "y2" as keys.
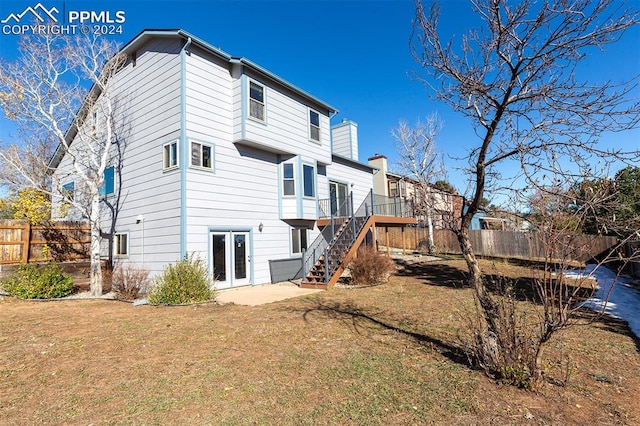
[
  {"x1": 402, "y1": 226, "x2": 407, "y2": 255},
  {"x1": 330, "y1": 215, "x2": 335, "y2": 241},
  {"x1": 301, "y1": 248, "x2": 306, "y2": 277},
  {"x1": 385, "y1": 226, "x2": 390, "y2": 257},
  {"x1": 349, "y1": 191, "x2": 354, "y2": 217},
  {"x1": 324, "y1": 247, "x2": 329, "y2": 284}
]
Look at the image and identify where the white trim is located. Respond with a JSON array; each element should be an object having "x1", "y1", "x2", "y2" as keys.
[
  {"x1": 290, "y1": 227, "x2": 309, "y2": 256},
  {"x1": 163, "y1": 139, "x2": 179, "y2": 171},
  {"x1": 61, "y1": 181, "x2": 75, "y2": 203},
  {"x1": 302, "y1": 163, "x2": 315, "y2": 198},
  {"x1": 282, "y1": 162, "x2": 295, "y2": 197},
  {"x1": 308, "y1": 108, "x2": 321, "y2": 143},
  {"x1": 114, "y1": 232, "x2": 130, "y2": 258},
  {"x1": 189, "y1": 140, "x2": 214, "y2": 171},
  {"x1": 248, "y1": 79, "x2": 266, "y2": 123}
]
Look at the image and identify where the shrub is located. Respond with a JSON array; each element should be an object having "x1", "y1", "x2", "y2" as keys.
[
  {"x1": 2, "y1": 263, "x2": 74, "y2": 299},
  {"x1": 464, "y1": 276, "x2": 538, "y2": 389},
  {"x1": 111, "y1": 264, "x2": 150, "y2": 301},
  {"x1": 347, "y1": 245, "x2": 396, "y2": 286},
  {"x1": 149, "y1": 254, "x2": 215, "y2": 305}
]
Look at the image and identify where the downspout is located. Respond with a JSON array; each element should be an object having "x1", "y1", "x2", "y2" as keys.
[
  {"x1": 329, "y1": 110, "x2": 338, "y2": 156},
  {"x1": 180, "y1": 37, "x2": 192, "y2": 258}
]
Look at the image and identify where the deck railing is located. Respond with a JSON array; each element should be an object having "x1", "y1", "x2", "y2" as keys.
[{"x1": 301, "y1": 192, "x2": 416, "y2": 283}]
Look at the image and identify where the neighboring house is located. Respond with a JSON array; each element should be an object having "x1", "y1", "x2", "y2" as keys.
[
  {"x1": 50, "y1": 29, "x2": 413, "y2": 290},
  {"x1": 368, "y1": 154, "x2": 463, "y2": 229}
]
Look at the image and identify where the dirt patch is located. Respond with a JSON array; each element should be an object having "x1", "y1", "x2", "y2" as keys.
[{"x1": 0, "y1": 258, "x2": 638, "y2": 425}]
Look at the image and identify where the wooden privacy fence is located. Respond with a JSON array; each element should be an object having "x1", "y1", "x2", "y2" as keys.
[
  {"x1": 0, "y1": 220, "x2": 90, "y2": 264},
  {"x1": 377, "y1": 227, "x2": 620, "y2": 263},
  {"x1": 621, "y1": 240, "x2": 640, "y2": 278}
]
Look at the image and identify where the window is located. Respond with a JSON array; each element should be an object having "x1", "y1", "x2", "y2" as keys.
[
  {"x1": 303, "y1": 164, "x2": 315, "y2": 197},
  {"x1": 163, "y1": 141, "x2": 178, "y2": 169},
  {"x1": 291, "y1": 228, "x2": 308, "y2": 255},
  {"x1": 283, "y1": 163, "x2": 295, "y2": 196},
  {"x1": 99, "y1": 166, "x2": 115, "y2": 197},
  {"x1": 309, "y1": 110, "x2": 320, "y2": 142},
  {"x1": 114, "y1": 233, "x2": 129, "y2": 257},
  {"x1": 92, "y1": 111, "x2": 98, "y2": 135},
  {"x1": 61, "y1": 182, "x2": 75, "y2": 203},
  {"x1": 191, "y1": 141, "x2": 213, "y2": 169},
  {"x1": 389, "y1": 181, "x2": 398, "y2": 197},
  {"x1": 249, "y1": 81, "x2": 265, "y2": 121}
]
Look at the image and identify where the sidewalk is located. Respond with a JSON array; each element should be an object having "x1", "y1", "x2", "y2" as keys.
[{"x1": 215, "y1": 282, "x2": 322, "y2": 306}]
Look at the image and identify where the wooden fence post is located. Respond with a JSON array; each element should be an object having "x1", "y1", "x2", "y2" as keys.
[{"x1": 22, "y1": 222, "x2": 31, "y2": 263}]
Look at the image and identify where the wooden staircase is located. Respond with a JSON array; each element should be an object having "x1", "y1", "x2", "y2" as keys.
[{"x1": 300, "y1": 216, "x2": 372, "y2": 290}]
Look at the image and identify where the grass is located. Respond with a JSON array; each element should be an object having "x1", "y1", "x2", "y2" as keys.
[{"x1": 0, "y1": 258, "x2": 638, "y2": 425}]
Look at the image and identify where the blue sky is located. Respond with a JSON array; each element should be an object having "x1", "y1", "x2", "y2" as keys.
[{"x1": 1, "y1": 0, "x2": 638, "y2": 201}]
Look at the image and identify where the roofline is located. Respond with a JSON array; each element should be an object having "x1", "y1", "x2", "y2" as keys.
[
  {"x1": 332, "y1": 154, "x2": 375, "y2": 173},
  {"x1": 49, "y1": 28, "x2": 340, "y2": 170},
  {"x1": 122, "y1": 29, "x2": 338, "y2": 114}
]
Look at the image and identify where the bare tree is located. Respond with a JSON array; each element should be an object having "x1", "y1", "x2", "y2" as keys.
[
  {"x1": 392, "y1": 113, "x2": 446, "y2": 252},
  {"x1": 0, "y1": 30, "x2": 128, "y2": 296},
  {"x1": 411, "y1": 0, "x2": 640, "y2": 383}
]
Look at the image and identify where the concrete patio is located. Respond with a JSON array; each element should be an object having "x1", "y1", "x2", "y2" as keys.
[{"x1": 215, "y1": 282, "x2": 322, "y2": 306}]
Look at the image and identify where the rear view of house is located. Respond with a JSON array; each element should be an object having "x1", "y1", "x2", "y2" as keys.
[{"x1": 50, "y1": 29, "x2": 414, "y2": 289}]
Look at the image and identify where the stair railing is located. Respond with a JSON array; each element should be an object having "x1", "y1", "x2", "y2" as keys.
[{"x1": 301, "y1": 191, "x2": 415, "y2": 283}]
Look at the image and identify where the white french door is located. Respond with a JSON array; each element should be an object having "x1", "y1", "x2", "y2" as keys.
[
  {"x1": 210, "y1": 231, "x2": 251, "y2": 289},
  {"x1": 329, "y1": 181, "x2": 349, "y2": 217}
]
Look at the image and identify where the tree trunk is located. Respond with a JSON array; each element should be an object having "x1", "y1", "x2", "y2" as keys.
[
  {"x1": 456, "y1": 227, "x2": 499, "y2": 332},
  {"x1": 425, "y1": 203, "x2": 435, "y2": 254},
  {"x1": 89, "y1": 195, "x2": 102, "y2": 296}
]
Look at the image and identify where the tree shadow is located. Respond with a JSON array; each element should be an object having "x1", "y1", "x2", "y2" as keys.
[
  {"x1": 289, "y1": 298, "x2": 477, "y2": 370},
  {"x1": 394, "y1": 258, "x2": 639, "y2": 350},
  {"x1": 394, "y1": 259, "x2": 468, "y2": 289},
  {"x1": 573, "y1": 308, "x2": 640, "y2": 353}
]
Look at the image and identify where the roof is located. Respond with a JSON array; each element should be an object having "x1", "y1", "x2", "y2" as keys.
[
  {"x1": 50, "y1": 29, "x2": 339, "y2": 169},
  {"x1": 122, "y1": 29, "x2": 338, "y2": 114},
  {"x1": 332, "y1": 154, "x2": 375, "y2": 173}
]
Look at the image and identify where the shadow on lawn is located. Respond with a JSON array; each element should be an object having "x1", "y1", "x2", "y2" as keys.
[
  {"x1": 573, "y1": 308, "x2": 640, "y2": 353},
  {"x1": 293, "y1": 299, "x2": 474, "y2": 369},
  {"x1": 395, "y1": 258, "x2": 595, "y2": 304},
  {"x1": 394, "y1": 260, "x2": 468, "y2": 289},
  {"x1": 394, "y1": 258, "x2": 640, "y2": 351}
]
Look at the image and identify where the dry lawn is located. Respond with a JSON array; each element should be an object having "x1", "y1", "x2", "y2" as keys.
[{"x1": 0, "y1": 258, "x2": 638, "y2": 425}]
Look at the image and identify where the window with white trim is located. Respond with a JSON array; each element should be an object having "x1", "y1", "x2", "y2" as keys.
[
  {"x1": 283, "y1": 163, "x2": 295, "y2": 196},
  {"x1": 163, "y1": 141, "x2": 178, "y2": 170},
  {"x1": 303, "y1": 164, "x2": 315, "y2": 197},
  {"x1": 114, "y1": 233, "x2": 129, "y2": 257},
  {"x1": 61, "y1": 182, "x2": 75, "y2": 203},
  {"x1": 191, "y1": 141, "x2": 213, "y2": 169},
  {"x1": 309, "y1": 110, "x2": 320, "y2": 142},
  {"x1": 99, "y1": 166, "x2": 116, "y2": 197},
  {"x1": 291, "y1": 228, "x2": 308, "y2": 255},
  {"x1": 249, "y1": 81, "x2": 265, "y2": 121}
]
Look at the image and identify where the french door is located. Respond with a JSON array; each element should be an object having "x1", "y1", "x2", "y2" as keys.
[
  {"x1": 329, "y1": 181, "x2": 349, "y2": 217},
  {"x1": 211, "y1": 231, "x2": 251, "y2": 289}
]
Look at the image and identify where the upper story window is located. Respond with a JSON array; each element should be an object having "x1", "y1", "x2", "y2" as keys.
[
  {"x1": 309, "y1": 110, "x2": 320, "y2": 142},
  {"x1": 62, "y1": 182, "x2": 75, "y2": 203},
  {"x1": 91, "y1": 111, "x2": 98, "y2": 135},
  {"x1": 303, "y1": 164, "x2": 315, "y2": 198},
  {"x1": 283, "y1": 163, "x2": 295, "y2": 196},
  {"x1": 191, "y1": 141, "x2": 213, "y2": 170},
  {"x1": 163, "y1": 140, "x2": 178, "y2": 170},
  {"x1": 389, "y1": 181, "x2": 398, "y2": 197},
  {"x1": 249, "y1": 81, "x2": 265, "y2": 121},
  {"x1": 99, "y1": 166, "x2": 116, "y2": 197}
]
